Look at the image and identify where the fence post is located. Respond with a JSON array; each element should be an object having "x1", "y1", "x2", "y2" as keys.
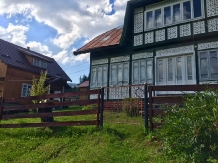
[
  {"x1": 100, "y1": 87, "x2": 104, "y2": 127},
  {"x1": 148, "y1": 86, "x2": 153, "y2": 130},
  {"x1": 144, "y1": 83, "x2": 148, "y2": 129},
  {"x1": 0, "y1": 97, "x2": 4, "y2": 120}
]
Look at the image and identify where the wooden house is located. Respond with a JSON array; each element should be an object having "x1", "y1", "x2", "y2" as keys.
[
  {"x1": 78, "y1": 81, "x2": 89, "y2": 100},
  {"x1": 74, "y1": 0, "x2": 218, "y2": 98},
  {"x1": 0, "y1": 39, "x2": 71, "y2": 99}
]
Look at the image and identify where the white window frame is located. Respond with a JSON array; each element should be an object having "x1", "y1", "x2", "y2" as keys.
[
  {"x1": 33, "y1": 58, "x2": 47, "y2": 69},
  {"x1": 144, "y1": 0, "x2": 204, "y2": 31},
  {"x1": 21, "y1": 83, "x2": 32, "y2": 97},
  {"x1": 132, "y1": 59, "x2": 153, "y2": 84},
  {"x1": 198, "y1": 49, "x2": 218, "y2": 81},
  {"x1": 156, "y1": 54, "x2": 196, "y2": 86},
  {"x1": 109, "y1": 62, "x2": 129, "y2": 86},
  {"x1": 90, "y1": 64, "x2": 108, "y2": 88}
]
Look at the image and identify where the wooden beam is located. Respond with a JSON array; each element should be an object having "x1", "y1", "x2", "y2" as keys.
[{"x1": 0, "y1": 120, "x2": 98, "y2": 128}]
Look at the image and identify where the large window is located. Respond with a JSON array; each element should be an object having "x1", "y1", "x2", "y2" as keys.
[
  {"x1": 145, "y1": 0, "x2": 203, "y2": 30},
  {"x1": 33, "y1": 58, "x2": 47, "y2": 69},
  {"x1": 132, "y1": 59, "x2": 153, "y2": 84},
  {"x1": 199, "y1": 50, "x2": 218, "y2": 81},
  {"x1": 90, "y1": 65, "x2": 108, "y2": 88},
  {"x1": 21, "y1": 83, "x2": 32, "y2": 97},
  {"x1": 110, "y1": 62, "x2": 129, "y2": 86},
  {"x1": 156, "y1": 55, "x2": 195, "y2": 85}
]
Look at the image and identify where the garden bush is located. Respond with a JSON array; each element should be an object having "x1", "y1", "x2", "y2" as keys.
[
  {"x1": 160, "y1": 89, "x2": 218, "y2": 162},
  {"x1": 122, "y1": 98, "x2": 140, "y2": 117}
]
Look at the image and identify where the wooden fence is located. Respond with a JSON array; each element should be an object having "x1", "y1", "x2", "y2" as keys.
[
  {"x1": 148, "y1": 84, "x2": 218, "y2": 130},
  {"x1": 0, "y1": 89, "x2": 102, "y2": 128}
]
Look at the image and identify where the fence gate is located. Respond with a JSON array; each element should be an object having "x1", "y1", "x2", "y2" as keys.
[{"x1": 0, "y1": 89, "x2": 102, "y2": 128}]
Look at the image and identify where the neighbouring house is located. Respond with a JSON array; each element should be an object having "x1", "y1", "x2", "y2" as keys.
[
  {"x1": 78, "y1": 81, "x2": 89, "y2": 100},
  {"x1": 74, "y1": 0, "x2": 218, "y2": 98},
  {"x1": 0, "y1": 39, "x2": 71, "y2": 99}
]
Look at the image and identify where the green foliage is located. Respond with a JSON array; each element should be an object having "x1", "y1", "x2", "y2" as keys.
[
  {"x1": 30, "y1": 71, "x2": 50, "y2": 104},
  {"x1": 122, "y1": 98, "x2": 140, "y2": 117},
  {"x1": 82, "y1": 104, "x2": 97, "y2": 110},
  {"x1": 160, "y1": 89, "x2": 218, "y2": 162}
]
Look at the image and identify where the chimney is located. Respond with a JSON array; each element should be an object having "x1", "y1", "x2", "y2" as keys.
[{"x1": 27, "y1": 46, "x2": 30, "y2": 50}]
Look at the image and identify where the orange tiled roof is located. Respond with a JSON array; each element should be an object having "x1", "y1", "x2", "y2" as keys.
[{"x1": 74, "y1": 26, "x2": 123, "y2": 54}]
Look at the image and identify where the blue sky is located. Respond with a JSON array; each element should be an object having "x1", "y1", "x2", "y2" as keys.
[{"x1": 0, "y1": 0, "x2": 128, "y2": 83}]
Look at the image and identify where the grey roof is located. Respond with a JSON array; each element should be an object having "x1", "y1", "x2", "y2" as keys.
[{"x1": 0, "y1": 39, "x2": 71, "y2": 82}]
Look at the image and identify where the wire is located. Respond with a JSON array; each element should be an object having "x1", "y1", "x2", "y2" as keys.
[
  {"x1": 67, "y1": 68, "x2": 89, "y2": 75},
  {"x1": 63, "y1": 62, "x2": 89, "y2": 70}
]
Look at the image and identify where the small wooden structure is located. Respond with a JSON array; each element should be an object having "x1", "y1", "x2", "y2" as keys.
[{"x1": 78, "y1": 81, "x2": 89, "y2": 100}]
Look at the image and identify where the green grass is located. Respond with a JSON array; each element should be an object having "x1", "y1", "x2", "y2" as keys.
[{"x1": 0, "y1": 107, "x2": 177, "y2": 163}]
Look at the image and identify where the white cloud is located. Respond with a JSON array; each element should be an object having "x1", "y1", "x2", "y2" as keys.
[
  {"x1": 26, "y1": 41, "x2": 52, "y2": 56},
  {"x1": 0, "y1": 0, "x2": 128, "y2": 50},
  {"x1": 0, "y1": 23, "x2": 28, "y2": 46},
  {"x1": 0, "y1": 0, "x2": 128, "y2": 64}
]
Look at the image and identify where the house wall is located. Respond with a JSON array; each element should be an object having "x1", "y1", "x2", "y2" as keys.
[
  {"x1": 79, "y1": 87, "x2": 88, "y2": 100},
  {"x1": 89, "y1": 0, "x2": 218, "y2": 99},
  {"x1": 0, "y1": 61, "x2": 7, "y2": 77},
  {"x1": 4, "y1": 66, "x2": 39, "y2": 98},
  {"x1": 25, "y1": 54, "x2": 33, "y2": 64}
]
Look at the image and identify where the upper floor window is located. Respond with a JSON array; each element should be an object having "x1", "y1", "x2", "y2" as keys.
[
  {"x1": 144, "y1": 0, "x2": 204, "y2": 31},
  {"x1": 33, "y1": 58, "x2": 47, "y2": 69}
]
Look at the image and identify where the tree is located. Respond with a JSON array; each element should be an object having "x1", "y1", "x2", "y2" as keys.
[
  {"x1": 79, "y1": 74, "x2": 89, "y2": 84},
  {"x1": 30, "y1": 71, "x2": 49, "y2": 104}
]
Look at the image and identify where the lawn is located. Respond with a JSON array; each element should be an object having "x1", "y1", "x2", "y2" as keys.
[{"x1": 0, "y1": 106, "x2": 176, "y2": 163}]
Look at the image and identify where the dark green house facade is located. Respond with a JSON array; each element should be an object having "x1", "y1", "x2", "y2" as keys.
[{"x1": 74, "y1": 0, "x2": 218, "y2": 98}]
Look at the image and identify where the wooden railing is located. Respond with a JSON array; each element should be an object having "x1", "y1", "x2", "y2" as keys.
[
  {"x1": 0, "y1": 89, "x2": 102, "y2": 128},
  {"x1": 148, "y1": 84, "x2": 218, "y2": 130}
]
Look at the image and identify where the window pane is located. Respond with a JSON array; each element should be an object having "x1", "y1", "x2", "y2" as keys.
[
  {"x1": 97, "y1": 67, "x2": 102, "y2": 87},
  {"x1": 176, "y1": 57, "x2": 182, "y2": 81},
  {"x1": 146, "y1": 11, "x2": 153, "y2": 29},
  {"x1": 187, "y1": 56, "x2": 193, "y2": 80},
  {"x1": 183, "y1": 1, "x2": 191, "y2": 20},
  {"x1": 123, "y1": 63, "x2": 129, "y2": 84},
  {"x1": 173, "y1": 4, "x2": 180, "y2": 23},
  {"x1": 193, "y1": 0, "x2": 202, "y2": 18},
  {"x1": 168, "y1": 58, "x2": 173, "y2": 81},
  {"x1": 146, "y1": 60, "x2": 152, "y2": 83},
  {"x1": 158, "y1": 59, "x2": 163, "y2": 82},
  {"x1": 91, "y1": 67, "x2": 97, "y2": 87},
  {"x1": 155, "y1": 9, "x2": 162, "y2": 27},
  {"x1": 111, "y1": 65, "x2": 117, "y2": 85},
  {"x1": 133, "y1": 62, "x2": 139, "y2": 84},
  {"x1": 210, "y1": 51, "x2": 218, "y2": 78},
  {"x1": 140, "y1": 61, "x2": 146, "y2": 83},
  {"x1": 118, "y1": 64, "x2": 123, "y2": 83},
  {"x1": 200, "y1": 52, "x2": 208, "y2": 79},
  {"x1": 103, "y1": 66, "x2": 107, "y2": 86},
  {"x1": 164, "y1": 6, "x2": 171, "y2": 25}
]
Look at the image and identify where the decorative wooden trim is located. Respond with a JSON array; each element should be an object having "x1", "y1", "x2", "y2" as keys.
[
  {"x1": 110, "y1": 55, "x2": 130, "y2": 63},
  {"x1": 144, "y1": 32, "x2": 154, "y2": 44},
  {"x1": 134, "y1": 13, "x2": 143, "y2": 33},
  {"x1": 91, "y1": 58, "x2": 108, "y2": 65},
  {"x1": 198, "y1": 41, "x2": 218, "y2": 50},
  {"x1": 193, "y1": 21, "x2": 205, "y2": 35},
  {"x1": 156, "y1": 45, "x2": 194, "y2": 57},
  {"x1": 167, "y1": 26, "x2": 178, "y2": 39},
  {"x1": 134, "y1": 7, "x2": 143, "y2": 14},
  {"x1": 134, "y1": 34, "x2": 143, "y2": 46},
  {"x1": 180, "y1": 24, "x2": 191, "y2": 37},
  {"x1": 145, "y1": 0, "x2": 183, "y2": 10},
  {"x1": 132, "y1": 52, "x2": 153, "y2": 60},
  {"x1": 208, "y1": 18, "x2": 218, "y2": 32},
  {"x1": 155, "y1": 29, "x2": 165, "y2": 42}
]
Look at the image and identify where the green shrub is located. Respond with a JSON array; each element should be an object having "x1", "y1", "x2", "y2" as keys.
[
  {"x1": 160, "y1": 89, "x2": 218, "y2": 162},
  {"x1": 122, "y1": 98, "x2": 140, "y2": 117},
  {"x1": 82, "y1": 104, "x2": 97, "y2": 110}
]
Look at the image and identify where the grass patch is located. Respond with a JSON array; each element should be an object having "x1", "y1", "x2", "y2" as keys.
[{"x1": 0, "y1": 107, "x2": 177, "y2": 163}]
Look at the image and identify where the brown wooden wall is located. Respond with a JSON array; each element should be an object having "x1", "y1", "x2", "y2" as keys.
[
  {"x1": 0, "y1": 83, "x2": 3, "y2": 97},
  {"x1": 4, "y1": 67, "x2": 40, "y2": 98},
  {"x1": 25, "y1": 54, "x2": 33, "y2": 64},
  {"x1": 79, "y1": 87, "x2": 88, "y2": 100},
  {"x1": 0, "y1": 62, "x2": 7, "y2": 77}
]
